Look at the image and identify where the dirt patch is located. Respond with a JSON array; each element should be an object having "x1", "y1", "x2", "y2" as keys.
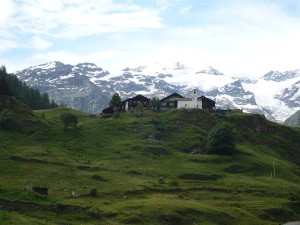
[
  {"x1": 0, "y1": 200, "x2": 84, "y2": 214},
  {"x1": 77, "y1": 165, "x2": 105, "y2": 171},
  {"x1": 224, "y1": 164, "x2": 264, "y2": 174},
  {"x1": 186, "y1": 186, "x2": 230, "y2": 193},
  {"x1": 126, "y1": 171, "x2": 143, "y2": 175},
  {"x1": 91, "y1": 175, "x2": 106, "y2": 181},
  {"x1": 122, "y1": 216, "x2": 143, "y2": 224},
  {"x1": 9, "y1": 156, "x2": 66, "y2": 166},
  {"x1": 190, "y1": 158, "x2": 232, "y2": 163},
  {"x1": 290, "y1": 201, "x2": 300, "y2": 211},
  {"x1": 159, "y1": 214, "x2": 182, "y2": 225},
  {"x1": 132, "y1": 146, "x2": 168, "y2": 155},
  {"x1": 181, "y1": 146, "x2": 204, "y2": 154},
  {"x1": 178, "y1": 173, "x2": 221, "y2": 180},
  {"x1": 258, "y1": 208, "x2": 295, "y2": 222}
]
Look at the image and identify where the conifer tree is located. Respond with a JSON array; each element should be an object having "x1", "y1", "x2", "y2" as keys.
[{"x1": 109, "y1": 93, "x2": 122, "y2": 113}]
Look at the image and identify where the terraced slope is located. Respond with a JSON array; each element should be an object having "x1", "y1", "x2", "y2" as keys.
[{"x1": 0, "y1": 107, "x2": 300, "y2": 225}]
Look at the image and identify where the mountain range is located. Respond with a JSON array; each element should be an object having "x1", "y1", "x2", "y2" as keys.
[
  {"x1": 14, "y1": 61, "x2": 300, "y2": 122},
  {"x1": 284, "y1": 110, "x2": 300, "y2": 127}
]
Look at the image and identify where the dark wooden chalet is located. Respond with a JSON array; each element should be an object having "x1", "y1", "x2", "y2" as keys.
[
  {"x1": 160, "y1": 93, "x2": 185, "y2": 109},
  {"x1": 123, "y1": 94, "x2": 150, "y2": 111},
  {"x1": 102, "y1": 106, "x2": 114, "y2": 114},
  {"x1": 199, "y1": 96, "x2": 215, "y2": 110}
]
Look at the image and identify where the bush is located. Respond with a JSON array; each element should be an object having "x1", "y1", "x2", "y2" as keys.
[
  {"x1": 89, "y1": 188, "x2": 98, "y2": 197},
  {"x1": 0, "y1": 109, "x2": 14, "y2": 129},
  {"x1": 60, "y1": 113, "x2": 78, "y2": 130},
  {"x1": 206, "y1": 122, "x2": 235, "y2": 155}
]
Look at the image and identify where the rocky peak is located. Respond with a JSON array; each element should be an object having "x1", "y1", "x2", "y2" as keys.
[
  {"x1": 196, "y1": 66, "x2": 223, "y2": 75},
  {"x1": 262, "y1": 70, "x2": 300, "y2": 82}
]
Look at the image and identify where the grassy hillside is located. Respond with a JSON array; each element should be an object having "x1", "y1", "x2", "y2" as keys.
[{"x1": 0, "y1": 106, "x2": 300, "y2": 225}]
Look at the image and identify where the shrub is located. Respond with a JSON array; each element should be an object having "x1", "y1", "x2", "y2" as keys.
[
  {"x1": 169, "y1": 180, "x2": 179, "y2": 187},
  {"x1": 0, "y1": 109, "x2": 14, "y2": 129},
  {"x1": 60, "y1": 113, "x2": 78, "y2": 130},
  {"x1": 206, "y1": 122, "x2": 235, "y2": 155},
  {"x1": 89, "y1": 188, "x2": 98, "y2": 197}
]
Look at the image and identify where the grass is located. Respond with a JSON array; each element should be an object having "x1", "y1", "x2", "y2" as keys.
[{"x1": 0, "y1": 107, "x2": 300, "y2": 224}]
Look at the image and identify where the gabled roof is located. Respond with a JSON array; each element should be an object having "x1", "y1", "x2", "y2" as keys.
[
  {"x1": 160, "y1": 93, "x2": 185, "y2": 102},
  {"x1": 198, "y1": 95, "x2": 215, "y2": 103},
  {"x1": 102, "y1": 106, "x2": 114, "y2": 114},
  {"x1": 122, "y1": 94, "x2": 149, "y2": 103}
]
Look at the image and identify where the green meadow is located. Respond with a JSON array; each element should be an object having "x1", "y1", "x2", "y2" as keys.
[{"x1": 0, "y1": 107, "x2": 300, "y2": 225}]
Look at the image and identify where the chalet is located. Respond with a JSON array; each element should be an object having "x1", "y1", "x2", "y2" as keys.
[
  {"x1": 161, "y1": 90, "x2": 215, "y2": 110},
  {"x1": 199, "y1": 95, "x2": 216, "y2": 110},
  {"x1": 102, "y1": 91, "x2": 215, "y2": 115},
  {"x1": 177, "y1": 90, "x2": 215, "y2": 110},
  {"x1": 123, "y1": 94, "x2": 150, "y2": 111},
  {"x1": 102, "y1": 106, "x2": 114, "y2": 114},
  {"x1": 160, "y1": 93, "x2": 185, "y2": 109}
]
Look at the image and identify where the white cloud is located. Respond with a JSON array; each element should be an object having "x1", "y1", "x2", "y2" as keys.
[
  {"x1": 4, "y1": 0, "x2": 300, "y2": 78},
  {"x1": 156, "y1": 0, "x2": 181, "y2": 10},
  {"x1": 0, "y1": 38, "x2": 18, "y2": 52},
  {"x1": 8, "y1": 0, "x2": 163, "y2": 38},
  {"x1": 38, "y1": 0, "x2": 64, "y2": 12},
  {"x1": 147, "y1": 0, "x2": 300, "y2": 77},
  {"x1": 179, "y1": 6, "x2": 192, "y2": 15},
  {"x1": 32, "y1": 36, "x2": 53, "y2": 50},
  {"x1": 0, "y1": 0, "x2": 15, "y2": 24}
]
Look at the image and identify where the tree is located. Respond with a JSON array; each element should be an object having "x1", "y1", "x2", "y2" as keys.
[
  {"x1": 206, "y1": 122, "x2": 235, "y2": 155},
  {"x1": 0, "y1": 65, "x2": 7, "y2": 75},
  {"x1": 0, "y1": 109, "x2": 14, "y2": 129},
  {"x1": 60, "y1": 113, "x2": 78, "y2": 130},
  {"x1": 136, "y1": 102, "x2": 144, "y2": 118},
  {"x1": 109, "y1": 93, "x2": 122, "y2": 113},
  {"x1": 0, "y1": 77, "x2": 11, "y2": 96},
  {"x1": 0, "y1": 66, "x2": 58, "y2": 110},
  {"x1": 50, "y1": 99, "x2": 59, "y2": 108},
  {"x1": 150, "y1": 97, "x2": 161, "y2": 111}
]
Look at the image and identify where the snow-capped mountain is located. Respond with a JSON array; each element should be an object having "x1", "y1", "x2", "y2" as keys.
[
  {"x1": 15, "y1": 61, "x2": 112, "y2": 113},
  {"x1": 262, "y1": 70, "x2": 300, "y2": 82},
  {"x1": 284, "y1": 110, "x2": 300, "y2": 128},
  {"x1": 15, "y1": 61, "x2": 300, "y2": 122}
]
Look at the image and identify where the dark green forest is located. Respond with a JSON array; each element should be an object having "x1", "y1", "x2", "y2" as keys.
[{"x1": 0, "y1": 65, "x2": 58, "y2": 110}]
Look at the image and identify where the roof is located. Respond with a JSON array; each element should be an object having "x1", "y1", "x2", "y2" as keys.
[
  {"x1": 123, "y1": 94, "x2": 149, "y2": 103},
  {"x1": 102, "y1": 106, "x2": 114, "y2": 114},
  {"x1": 198, "y1": 95, "x2": 215, "y2": 103},
  {"x1": 160, "y1": 93, "x2": 185, "y2": 102}
]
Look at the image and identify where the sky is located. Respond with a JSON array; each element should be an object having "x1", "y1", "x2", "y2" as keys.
[{"x1": 1, "y1": 0, "x2": 300, "y2": 78}]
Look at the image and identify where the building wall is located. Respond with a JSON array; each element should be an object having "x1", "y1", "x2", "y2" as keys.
[
  {"x1": 177, "y1": 100, "x2": 202, "y2": 109},
  {"x1": 161, "y1": 95, "x2": 184, "y2": 108}
]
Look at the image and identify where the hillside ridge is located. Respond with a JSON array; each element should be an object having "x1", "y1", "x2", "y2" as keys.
[{"x1": 0, "y1": 106, "x2": 300, "y2": 224}]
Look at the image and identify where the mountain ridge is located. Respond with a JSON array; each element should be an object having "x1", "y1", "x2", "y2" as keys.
[{"x1": 14, "y1": 61, "x2": 300, "y2": 122}]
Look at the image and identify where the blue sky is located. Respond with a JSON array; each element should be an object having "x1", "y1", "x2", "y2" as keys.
[{"x1": 1, "y1": 0, "x2": 300, "y2": 77}]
